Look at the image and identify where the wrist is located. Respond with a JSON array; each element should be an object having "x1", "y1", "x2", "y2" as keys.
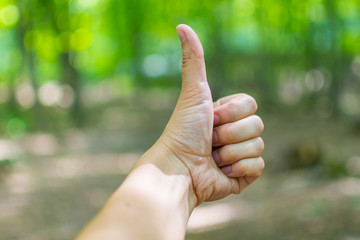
[
  {"x1": 132, "y1": 138, "x2": 198, "y2": 214},
  {"x1": 110, "y1": 141, "x2": 196, "y2": 239},
  {"x1": 76, "y1": 143, "x2": 196, "y2": 240}
]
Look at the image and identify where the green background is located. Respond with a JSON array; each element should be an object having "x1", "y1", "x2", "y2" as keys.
[{"x1": 0, "y1": 0, "x2": 360, "y2": 239}]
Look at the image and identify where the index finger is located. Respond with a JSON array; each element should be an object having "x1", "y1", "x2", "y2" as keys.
[{"x1": 213, "y1": 94, "x2": 258, "y2": 126}]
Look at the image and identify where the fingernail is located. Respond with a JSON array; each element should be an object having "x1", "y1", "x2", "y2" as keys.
[
  {"x1": 177, "y1": 28, "x2": 186, "y2": 43},
  {"x1": 212, "y1": 131, "x2": 218, "y2": 145},
  {"x1": 212, "y1": 151, "x2": 221, "y2": 165},
  {"x1": 214, "y1": 114, "x2": 220, "y2": 126},
  {"x1": 221, "y1": 165, "x2": 232, "y2": 175}
]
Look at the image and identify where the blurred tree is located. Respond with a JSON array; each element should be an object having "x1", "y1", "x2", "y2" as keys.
[{"x1": 0, "y1": 0, "x2": 359, "y2": 133}]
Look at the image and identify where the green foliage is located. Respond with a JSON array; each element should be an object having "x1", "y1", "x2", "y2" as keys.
[{"x1": 0, "y1": 0, "x2": 359, "y2": 132}]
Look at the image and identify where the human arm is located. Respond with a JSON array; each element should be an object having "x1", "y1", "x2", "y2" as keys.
[{"x1": 75, "y1": 24, "x2": 264, "y2": 240}]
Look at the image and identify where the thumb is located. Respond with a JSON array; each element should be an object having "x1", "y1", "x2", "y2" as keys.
[{"x1": 176, "y1": 24, "x2": 207, "y2": 89}]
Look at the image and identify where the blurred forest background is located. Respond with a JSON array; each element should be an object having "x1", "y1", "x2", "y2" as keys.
[{"x1": 0, "y1": 0, "x2": 360, "y2": 239}]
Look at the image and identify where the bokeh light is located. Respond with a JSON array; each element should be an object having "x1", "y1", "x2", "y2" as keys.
[
  {"x1": 0, "y1": 0, "x2": 359, "y2": 239},
  {"x1": 0, "y1": 5, "x2": 20, "y2": 27},
  {"x1": 16, "y1": 83, "x2": 36, "y2": 109},
  {"x1": 143, "y1": 54, "x2": 168, "y2": 78},
  {"x1": 38, "y1": 82, "x2": 63, "y2": 106}
]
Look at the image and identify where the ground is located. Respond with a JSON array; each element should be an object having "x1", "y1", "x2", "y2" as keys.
[{"x1": 0, "y1": 95, "x2": 360, "y2": 240}]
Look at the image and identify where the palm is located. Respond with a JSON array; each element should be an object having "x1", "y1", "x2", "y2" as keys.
[
  {"x1": 159, "y1": 25, "x2": 260, "y2": 204},
  {"x1": 163, "y1": 77, "x2": 243, "y2": 204},
  {"x1": 166, "y1": 81, "x2": 213, "y2": 156}
]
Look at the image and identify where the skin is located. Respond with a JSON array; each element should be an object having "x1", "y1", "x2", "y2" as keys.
[{"x1": 75, "y1": 24, "x2": 265, "y2": 240}]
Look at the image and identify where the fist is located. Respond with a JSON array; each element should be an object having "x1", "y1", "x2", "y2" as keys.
[
  {"x1": 213, "y1": 93, "x2": 264, "y2": 179},
  {"x1": 155, "y1": 24, "x2": 265, "y2": 205}
]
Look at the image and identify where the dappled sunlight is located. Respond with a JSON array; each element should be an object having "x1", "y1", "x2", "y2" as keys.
[
  {"x1": 0, "y1": 0, "x2": 359, "y2": 239},
  {"x1": 53, "y1": 158, "x2": 83, "y2": 179},
  {"x1": 143, "y1": 54, "x2": 168, "y2": 78},
  {"x1": 187, "y1": 202, "x2": 254, "y2": 232},
  {"x1": 59, "y1": 85, "x2": 75, "y2": 108},
  {"x1": 278, "y1": 68, "x2": 333, "y2": 105},
  {"x1": 5, "y1": 171, "x2": 33, "y2": 194},
  {"x1": 71, "y1": 28, "x2": 92, "y2": 51},
  {"x1": 0, "y1": 5, "x2": 20, "y2": 27},
  {"x1": 75, "y1": 0, "x2": 100, "y2": 10},
  {"x1": 305, "y1": 69, "x2": 325, "y2": 92},
  {"x1": 16, "y1": 82, "x2": 36, "y2": 109},
  {"x1": 339, "y1": 90, "x2": 360, "y2": 115},
  {"x1": 23, "y1": 134, "x2": 59, "y2": 156},
  {"x1": 38, "y1": 82, "x2": 63, "y2": 107},
  {"x1": 279, "y1": 75, "x2": 303, "y2": 105},
  {"x1": 0, "y1": 114, "x2": 359, "y2": 239},
  {"x1": 278, "y1": 68, "x2": 304, "y2": 105},
  {"x1": 0, "y1": 139, "x2": 22, "y2": 160},
  {"x1": 82, "y1": 81, "x2": 118, "y2": 106},
  {"x1": 322, "y1": 177, "x2": 360, "y2": 198},
  {"x1": 36, "y1": 82, "x2": 74, "y2": 108},
  {"x1": 42, "y1": 153, "x2": 139, "y2": 180}
]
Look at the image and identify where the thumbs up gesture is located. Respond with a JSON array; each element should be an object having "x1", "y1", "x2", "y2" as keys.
[
  {"x1": 136, "y1": 24, "x2": 264, "y2": 208},
  {"x1": 158, "y1": 24, "x2": 264, "y2": 204},
  {"x1": 75, "y1": 24, "x2": 265, "y2": 240}
]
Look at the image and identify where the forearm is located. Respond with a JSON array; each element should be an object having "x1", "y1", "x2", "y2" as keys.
[
  {"x1": 75, "y1": 24, "x2": 265, "y2": 240},
  {"x1": 75, "y1": 141, "x2": 197, "y2": 240}
]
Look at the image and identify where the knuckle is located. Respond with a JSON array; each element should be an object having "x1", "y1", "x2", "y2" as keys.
[
  {"x1": 258, "y1": 157, "x2": 265, "y2": 173},
  {"x1": 238, "y1": 164, "x2": 247, "y2": 176},
  {"x1": 233, "y1": 186, "x2": 241, "y2": 195},
  {"x1": 252, "y1": 115, "x2": 264, "y2": 134},
  {"x1": 182, "y1": 55, "x2": 191, "y2": 65},
  {"x1": 181, "y1": 59, "x2": 193, "y2": 72},
  {"x1": 255, "y1": 137, "x2": 265, "y2": 155},
  {"x1": 226, "y1": 101, "x2": 237, "y2": 118},
  {"x1": 243, "y1": 94, "x2": 258, "y2": 112},
  {"x1": 214, "y1": 99, "x2": 221, "y2": 108},
  {"x1": 254, "y1": 172, "x2": 262, "y2": 178},
  {"x1": 253, "y1": 170, "x2": 262, "y2": 178},
  {"x1": 225, "y1": 125, "x2": 235, "y2": 142},
  {"x1": 249, "y1": 158, "x2": 265, "y2": 178},
  {"x1": 238, "y1": 93, "x2": 250, "y2": 99},
  {"x1": 225, "y1": 145, "x2": 237, "y2": 161},
  {"x1": 194, "y1": 47, "x2": 205, "y2": 59}
]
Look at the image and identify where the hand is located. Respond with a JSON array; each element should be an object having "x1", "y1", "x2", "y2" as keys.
[
  {"x1": 148, "y1": 24, "x2": 265, "y2": 206},
  {"x1": 75, "y1": 24, "x2": 265, "y2": 240}
]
